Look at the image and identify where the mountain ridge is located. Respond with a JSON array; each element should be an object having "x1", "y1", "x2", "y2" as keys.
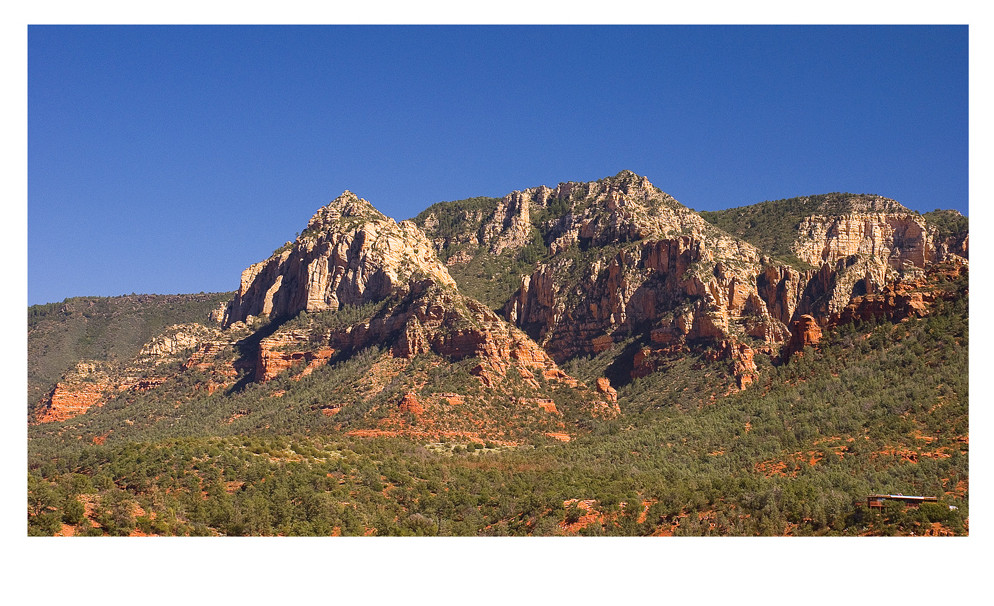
[
  {"x1": 31, "y1": 171, "x2": 968, "y2": 426},
  {"x1": 27, "y1": 170, "x2": 969, "y2": 537}
]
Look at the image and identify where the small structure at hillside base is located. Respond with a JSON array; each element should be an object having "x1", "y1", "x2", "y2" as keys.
[{"x1": 866, "y1": 494, "x2": 938, "y2": 509}]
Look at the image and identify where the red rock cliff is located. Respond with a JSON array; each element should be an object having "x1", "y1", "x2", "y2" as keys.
[{"x1": 223, "y1": 191, "x2": 457, "y2": 326}]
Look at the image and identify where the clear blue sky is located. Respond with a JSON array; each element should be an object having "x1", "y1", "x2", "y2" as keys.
[{"x1": 27, "y1": 25, "x2": 968, "y2": 306}]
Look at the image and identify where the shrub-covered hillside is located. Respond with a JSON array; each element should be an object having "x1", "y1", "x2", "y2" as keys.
[
  {"x1": 28, "y1": 293, "x2": 232, "y2": 409},
  {"x1": 27, "y1": 271, "x2": 967, "y2": 536},
  {"x1": 700, "y1": 193, "x2": 910, "y2": 266}
]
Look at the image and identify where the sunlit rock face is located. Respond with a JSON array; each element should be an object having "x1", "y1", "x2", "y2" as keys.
[{"x1": 222, "y1": 191, "x2": 457, "y2": 326}]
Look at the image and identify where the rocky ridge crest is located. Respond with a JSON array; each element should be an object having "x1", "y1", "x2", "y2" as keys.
[
  {"x1": 32, "y1": 173, "x2": 967, "y2": 428},
  {"x1": 223, "y1": 191, "x2": 457, "y2": 326},
  {"x1": 35, "y1": 191, "x2": 613, "y2": 441},
  {"x1": 421, "y1": 173, "x2": 967, "y2": 389}
]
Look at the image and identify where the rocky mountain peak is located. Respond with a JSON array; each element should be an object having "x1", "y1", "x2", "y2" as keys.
[
  {"x1": 304, "y1": 191, "x2": 388, "y2": 233},
  {"x1": 598, "y1": 169, "x2": 654, "y2": 194},
  {"x1": 222, "y1": 192, "x2": 456, "y2": 326},
  {"x1": 509, "y1": 171, "x2": 744, "y2": 254}
]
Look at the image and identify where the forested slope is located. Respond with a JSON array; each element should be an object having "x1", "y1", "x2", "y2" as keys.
[
  {"x1": 28, "y1": 293, "x2": 231, "y2": 408},
  {"x1": 27, "y1": 173, "x2": 968, "y2": 537},
  {"x1": 27, "y1": 270, "x2": 967, "y2": 536}
]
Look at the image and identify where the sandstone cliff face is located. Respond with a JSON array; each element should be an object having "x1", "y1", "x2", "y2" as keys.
[
  {"x1": 260, "y1": 281, "x2": 590, "y2": 396},
  {"x1": 723, "y1": 339, "x2": 758, "y2": 390},
  {"x1": 775, "y1": 196, "x2": 967, "y2": 319},
  {"x1": 494, "y1": 180, "x2": 967, "y2": 370},
  {"x1": 33, "y1": 360, "x2": 145, "y2": 424},
  {"x1": 223, "y1": 191, "x2": 457, "y2": 326},
  {"x1": 756, "y1": 264, "x2": 809, "y2": 325},
  {"x1": 31, "y1": 176, "x2": 967, "y2": 433},
  {"x1": 219, "y1": 177, "x2": 968, "y2": 410},
  {"x1": 33, "y1": 185, "x2": 609, "y2": 441},
  {"x1": 391, "y1": 286, "x2": 585, "y2": 392},
  {"x1": 778, "y1": 259, "x2": 967, "y2": 362},
  {"x1": 34, "y1": 377, "x2": 110, "y2": 424},
  {"x1": 482, "y1": 188, "x2": 548, "y2": 256},
  {"x1": 788, "y1": 255, "x2": 884, "y2": 319},
  {"x1": 540, "y1": 172, "x2": 743, "y2": 252},
  {"x1": 421, "y1": 171, "x2": 752, "y2": 259},
  {"x1": 33, "y1": 324, "x2": 234, "y2": 424},
  {"x1": 782, "y1": 315, "x2": 823, "y2": 360},
  {"x1": 255, "y1": 330, "x2": 335, "y2": 383},
  {"x1": 940, "y1": 232, "x2": 969, "y2": 260},
  {"x1": 415, "y1": 186, "x2": 554, "y2": 262},
  {"x1": 789, "y1": 205, "x2": 950, "y2": 314},
  {"x1": 203, "y1": 190, "x2": 617, "y2": 436},
  {"x1": 210, "y1": 276, "x2": 618, "y2": 443},
  {"x1": 213, "y1": 188, "x2": 592, "y2": 395},
  {"x1": 832, "y1": 260, "x2": 967, "y2": 326},
  {"x1": 506, "y1": 234, "x2": 788, "y2": 361},
  {"x1": 497, "y1": 172, "x2": 788, "y2": 362},
  {"x1": 793, "y1": 211, "x2": 931, "y2": 268},
  {"x1": 138, "y1": 323, "x2": 223, "y2": 362}
]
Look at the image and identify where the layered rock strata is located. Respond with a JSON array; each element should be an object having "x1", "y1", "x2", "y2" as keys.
[
  {"x1": 493, "y1": 177, "x2": 966, "y2": 368},
  {"x1": 506, "y1": 235, "x2": 791, "y2": 362},
  {"x1": 832, "y1": 260, "x2": 967, "y2": 325},
  {"x1": 33, "y1": 325, "x2": 231, "y2": 424},
  {"x1": 139, "y1": 323, "x2": 223, "y2": 363},
  {"x1": 782, "y1": 315, "x2": 823, "y2": 360},
  {"x1": 32, "y1": 174, "x2": 968, "y2": 431},
  {"x1": 790, "y1": 205, "x2": 963, "y2": 316},
  {"x1": 285, "y1": 281, "x2": 594, "y2": 399},
  {"x1": 255, "y1": 330, "x2": 335, "y2": 382},
  {"x1": 497, "y1": 172, "x2": 788, "y2": 362},
  {"x1": 35, "y1": 380, "x2": 109, "y2": 424},
  {"x1": 212, "y1": 192, "x2": 617, "y2": 427},
  {"x1": 223, "y1": 191, "x2": 457, "y2": 326}
]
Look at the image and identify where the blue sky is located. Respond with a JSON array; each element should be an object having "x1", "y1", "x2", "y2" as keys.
[{"x1": 27, "y1": 25, "x2": 969, "y2": 305}]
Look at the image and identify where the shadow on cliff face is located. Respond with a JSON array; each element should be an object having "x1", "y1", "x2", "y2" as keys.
[
  {"x1": 221, "y1": 289, "x2": 417, "y2": 396},
  {"x1": 225, "y1": 313, "x2": 298, "y2": 395},
  {"x1": 602, "y1": 338, "x2": 645, "y2": 390}
]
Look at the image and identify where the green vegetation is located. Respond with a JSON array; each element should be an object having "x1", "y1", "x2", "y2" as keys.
[
  {"x1": 700, "y1": 193, "x2": 907, "y2": 267},
  {"x1": 413, "y1": 196, "x2": 501, "y2": 238},
  {"x1": 923, "y1": 209, "x2": 969, "y2": 240},
  {"x1": 27, "y1": 293, "x2": 232, "y2": 409},
  {"x1": 280, "y1": 300, "x2": 395, "y2": 340},
  {"x1": 271, "y1": 239, "x2": 296, "y2": 256},
  {"x1": 26, "y1": 178, "x2": 969, "y2": 537},
  {"x1": 444, "y1": 243, "x2": 547, "y2": 311},
  {"x1": 411, "y1": 195, "x2": 548, "y2": 309},
  {"x1": 27, "y1": 273, "x2": 968, "y2": 536}
]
